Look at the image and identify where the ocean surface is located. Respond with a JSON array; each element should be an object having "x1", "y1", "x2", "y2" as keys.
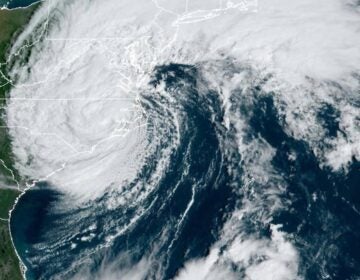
[
  {"x1": 5, "y1": 0, "x2": 360, "y2": 279},
  {"x1": 0, "y1": 0, "x2": 39, "y2": 9},
  {"x1": 10, "y1": 64, "x2": 360, "y2": 279}
]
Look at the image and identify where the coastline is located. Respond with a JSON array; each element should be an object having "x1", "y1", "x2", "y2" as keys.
[
  {"x1": 8, "y1": 183, "x2": 33, "y2": 278},
  {"x1": 0, "y1": 2, "x2": 40, "y2": 279},
  {"x1": 0, "y1": 188, "x2": 23, "y2": 280},
  {"x1": 0, "y1": 0, "x2": 41, "y2": 11}
]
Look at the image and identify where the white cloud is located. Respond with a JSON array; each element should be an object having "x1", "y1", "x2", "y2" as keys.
[
  {"x1": 6, "y1": 0, "x2": 360, "y2": 200},
  {"x1": 3, "y1": 0, "x2": 359, "y2": 277}
]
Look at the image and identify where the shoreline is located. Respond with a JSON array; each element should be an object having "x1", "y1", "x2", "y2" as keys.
[
  {"x1": 0, "y1": 0, "x2": 41, "y2": 11},
  {"x1": 0, "y1": 188, "x2": 23, "y2": 279},
  {"x1": 7, "y1": 186, "x2": 29, "y2": 278},
  {"x1": 0, "y1": 2, "x2": 42, "y2": 278}
]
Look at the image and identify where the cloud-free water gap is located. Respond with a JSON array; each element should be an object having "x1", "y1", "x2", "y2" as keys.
[
  {"x1": 10, "y1": 63, "x2": 241, "y2": 279},
  {"x1": 4, "y1": 0, "x2": 360, "y2": 279}
]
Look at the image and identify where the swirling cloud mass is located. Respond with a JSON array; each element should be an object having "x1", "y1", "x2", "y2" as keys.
[{"x1": 4, "y1": 0, "x2": 360, "y2": 279}]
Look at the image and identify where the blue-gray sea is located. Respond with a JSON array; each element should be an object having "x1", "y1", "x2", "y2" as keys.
[
  {"x1": 10, "y1": 64, "x2": 360, "y2": 279},
  {"x1": 0, "y1": 0, "x2": 38, "y2": 9}
]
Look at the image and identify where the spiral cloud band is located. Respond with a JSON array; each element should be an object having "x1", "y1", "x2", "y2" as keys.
[{"x1": 4, "y1": 0, "x2": 360, "y2": 279}]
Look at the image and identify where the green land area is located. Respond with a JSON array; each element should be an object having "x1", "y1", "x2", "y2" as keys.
[
  {"x1": 0, "y1": 188, "x2": 21, "y2": 280},
  {"x1": 0, "y1": 4, "x2": 39, "y2": 280}
]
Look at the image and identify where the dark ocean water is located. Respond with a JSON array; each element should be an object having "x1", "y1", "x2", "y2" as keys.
[
  {"x1": 10, "y1": 63, "x2": 360, "y2": 280},
  {"x1": 249, "y1": 96, "x2": 360, "y2": 279},
  {"x1": 0, "y1": 0, "x2": 39, "y2": 9},
  {"x1": 10, "y1": 185, "x2": 62, "y2": 280}
]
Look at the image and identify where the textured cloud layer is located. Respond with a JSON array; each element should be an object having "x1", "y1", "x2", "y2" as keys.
[
  {"x1": 6, "y1": 0, "x2": 360, "y2": 198},
  {"x1": 4, "y1": 0, "x2": 360, "y2": 279}
]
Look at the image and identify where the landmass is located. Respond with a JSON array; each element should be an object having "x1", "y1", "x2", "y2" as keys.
[
  {"x1": 0, "y1": 189, "x2": 21, "y2": 280},
  {"x1": 0, "y1": 3, "x2": 39, "y2": 280}
]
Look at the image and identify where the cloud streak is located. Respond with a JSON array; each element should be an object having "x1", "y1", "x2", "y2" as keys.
[{"x1": 4, "y1": 0, "x2": 360, "y2": 278}]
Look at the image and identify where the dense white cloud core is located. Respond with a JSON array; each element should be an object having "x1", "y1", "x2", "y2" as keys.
[
  {"x1": 3, "y1": 0, "x2": 360, "y2": 278},
  {"x1": 6, "y1": 0, "x2": 360, "y2": 197}
]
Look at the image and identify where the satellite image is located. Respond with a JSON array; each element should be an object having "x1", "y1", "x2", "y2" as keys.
[{"x1": 0, "y1": 0, "x2": 359, "y2": 279}]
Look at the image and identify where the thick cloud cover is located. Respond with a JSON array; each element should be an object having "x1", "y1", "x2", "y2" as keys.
[
  {"x1": 4, "y1": 0, "x2": 360, "y2": 278},
  {"x1": 6, "y1": 0, "x2": 360, "y2": 197}
]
